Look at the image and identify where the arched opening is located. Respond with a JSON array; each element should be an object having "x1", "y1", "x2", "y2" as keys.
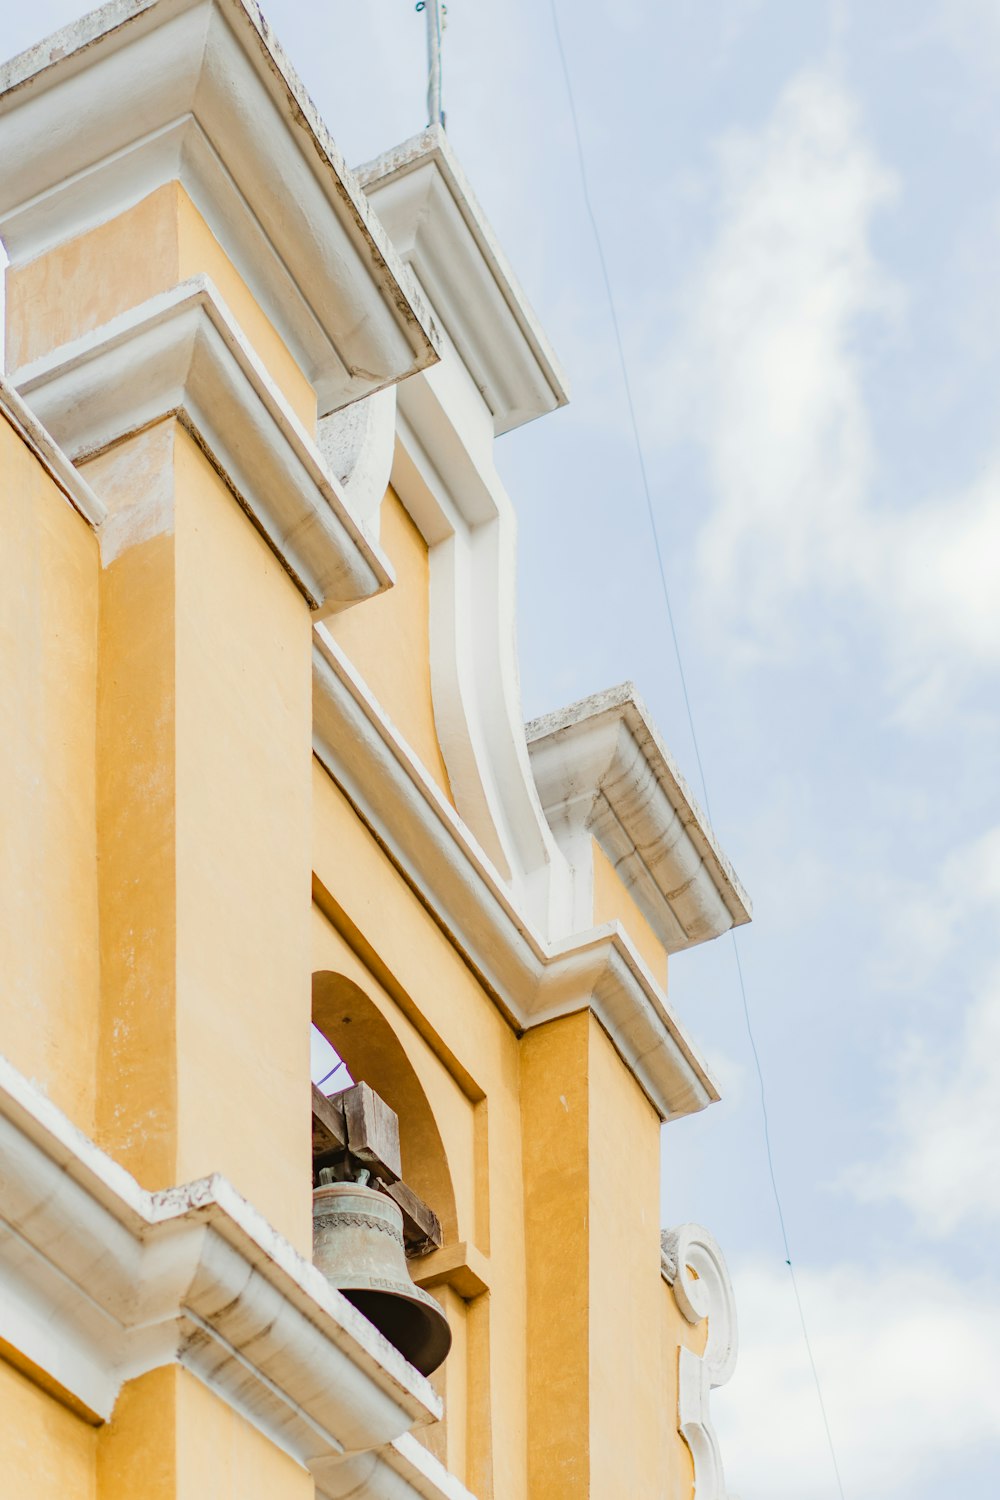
[{"x1": 312, "y1": 970, "x2": 458, "y2": 1245}]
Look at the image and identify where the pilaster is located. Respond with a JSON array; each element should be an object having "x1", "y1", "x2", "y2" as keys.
[
  {"x1": 520, "y1": 1010, "x2": 668, "y2": 1499},
  {"x1": 84, "y1": 416, "x2": 314, "y2": 1249}
]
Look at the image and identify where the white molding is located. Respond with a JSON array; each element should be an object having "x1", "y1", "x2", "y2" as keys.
[
  {"x1": 0, "y1": 0, "x2": 440, "y2": 416},
  {"x1": 11, "y1": 277, "x2": 393, "y2": 613},
  {"x1": 390, "y1": 392, "x2": 570, "y2": 929},
  {"x1": 0, "y1": 1049, "x2": 460, "y2": 1497},
  {"x1": 661, "y1": 1224, "x2": 738, "y2": 1500},
  {"x1": 313, "y1": 627, "x2": 719, "y2": 1122},
  {"x1": 526, "y1": 684, "x2": 752, "y2": 953},
  {"x1": 359, "y1": 127, "x2": 568, "y2": 436},
  {"x1": 318, "y1": 387, "x2": 398, "y2": 543},
  {"x1": 0, "y1": 375, "x2": 106, "y2": 527},
  {"x1": 317, "y1": 1433, "x2": 479, "y2": 1500}
]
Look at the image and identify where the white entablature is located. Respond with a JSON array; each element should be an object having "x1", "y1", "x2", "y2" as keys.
[
  {"x1": 13, "y1": 277, "x2": 393, "y2": 613},
  {"x1": 527, "y1": 684, "x2": 752, "y2": 953},
  {"x1": 0, "y1": 0, "x2": 440, "y2": 416},
  {"x1": 358, "y1": 125, "x2": 569, "y2": 438}
]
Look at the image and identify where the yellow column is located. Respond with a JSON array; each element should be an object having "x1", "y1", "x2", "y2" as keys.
[
  {"x1": 521, "y1": 1011, "x2": 592, "y2": 1498},
  {"x1": 84, "y1": 419, "x2": 313, "y2": 1252},
  {"x1": 521, "y1": 1010, "x2": 667, "y2": 1498}
]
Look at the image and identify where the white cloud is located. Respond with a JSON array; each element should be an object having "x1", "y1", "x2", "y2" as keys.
[
  {"x1": 667, "y1": 67, "x2": 898, "y2": 638},
  {"x1": 850, "y1": 966, "x2": 1000, "y2": 1235},
  {"x1": 882, "y1": 462, "x2": 1000, "y2": 667},
  {"x1": 849, "y1": 827, "x2": 1000, "y2": 1234},
  {"x1": 667, "y1": 64, "x2": 1000, "y2": 694},
  {"x1": 871, "y1": 825, "x2": 1000, "y2": 986},
  {"x1": 717, "y1": 1258, "x2": 1000, "y2": 1500}
]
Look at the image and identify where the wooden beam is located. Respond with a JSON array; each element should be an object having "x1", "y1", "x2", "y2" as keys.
[
  {"x1": 341, "y1": 1081, "x2": 402, "y2": 1183},
  {"x1": 384, "y1": 1179, "x2": 442, "y2": 1257},
  {"x1": 311, "y1": 1084, "x2": 348, "y2": 1155}
]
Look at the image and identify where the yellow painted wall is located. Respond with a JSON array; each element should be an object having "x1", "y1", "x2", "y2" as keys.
[
  {"x1": 5, "y1": 189, "x2": 175, "y2": 372},
  {"x1": 310, "y1": 754, "x2": 711, "y2": 1499},
  {"x1": 588, "y1": 1016, "x2": 668, "y2": 1499},
  {"x1": 5, "y1": 184, "x2": 316, "y2": 429},
  {"x1": 328, "y1": 487, "x2": 455, "y2": 804},
  {"x1": 91, "y1": 424, "x2": 179, "y2": 1193},
  {"x1": 311, "y1": 760, "x2": 527, "y2": 1498},
  {"x1": 0, "y1": 412, "x2": 100, "y2": 1135},
  {"x1": 591, "y1": 837, "x2": 669, "y2": 988},
  {"x1": 520, "y1": 1011, "x2": 592, "y2": 1498},
  {"x1": 521, "y1": 1010, "x2": 689, "y2": 1499},
  {"x1": 98, "y1": 1367, "x2": 312, "y2": 1500},
  {"x1": 173, "y1": 425, "x2": 313, "y2": 1248},
  {"x1": 88, "y1": 420, "x2": 313, "y2": 1253},
  {"x1": 98, "y1": 1369, "x2": 176, "y2": 1500},
  {"x1": 0, "y1": 1357, "x2": 96, "y2": 1500}
]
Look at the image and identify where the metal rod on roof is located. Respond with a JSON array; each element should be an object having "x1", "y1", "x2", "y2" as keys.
[{"x1": 423, "y1": 0, "x2": 445, "y2": 128}]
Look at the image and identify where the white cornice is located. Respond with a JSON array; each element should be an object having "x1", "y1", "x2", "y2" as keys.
[
  {"x1": 0, "y1": 0, "x2": 440, "y2": 416},
  {"x1": 661, "y1": 1224, "x2": 738, "y2": 1500},
  {"x1": 12, "y1": 277, "x2": 393, "y2": 613},
  {"x1": 0, "y1": 1049, "x2": 469, "y2": 1499},
  {"x1": 0, "y1": 376, "x2": 106, "y2": 528},
  {"x1": 319, "y1": 1433, "x2": 479, "y2": 1500},
  {"x1": 313, "y1": 628, "x2": 718, "y2": 1122},
  {"x1": 526, "y1": 684, "x2": 752, "y2": 953},
  {"x1": 358, "y1": 127, "x2": 568, "y2": 436}
]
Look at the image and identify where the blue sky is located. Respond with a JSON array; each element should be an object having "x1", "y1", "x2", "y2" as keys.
[{"x1": 6, "y1": 2, "x2": 1000, "y2": 1495}]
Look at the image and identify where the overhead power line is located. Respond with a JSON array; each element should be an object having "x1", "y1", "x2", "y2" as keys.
[{"x1": 544, "y1": 5, "x2": 848, "y2": 1497}]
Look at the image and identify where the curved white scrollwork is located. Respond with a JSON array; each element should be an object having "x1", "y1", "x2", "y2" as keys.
[{"x1": 662, "y1": 1223, "x2": 738, "y2": 1500}]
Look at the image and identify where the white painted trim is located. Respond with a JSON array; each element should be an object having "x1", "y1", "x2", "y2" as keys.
[
  {"x1": 11, "y1": 277, "x2": 394, "y2": 613},
  {"x1": 391, "y1": 391, "x2": 570, "y2": 928},
  {"x1": 317, "y1": 1433, "x2": 479, "y2": 1500},
  {"x1": 0, "y1": 1048, "x2": 458, "y2": 1495},
  {"x1": 527, "y1": 684, "x2": 752, "y2": 953},
  {"x1": 318, "y1": 387, "x2": 398, "y2": 544},
  {"x1": 0, "y1": 376, "x2": 106, "y2": 527},
  {"x1": 0, "y1": 0, "x2": 440, "y2": 416},
  {"x1": 662, "y1": 1224, "x2": 738, "y2": 1500},
  {"x1": 360, "y1": 126, "x2": 568, "y2": 435},
  {"x1": 313, "y1": 627, "x2": 719, "y2": 1122}
]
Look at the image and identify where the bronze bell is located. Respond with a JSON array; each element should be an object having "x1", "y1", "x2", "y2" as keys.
[{"x1": 313, "y1": 1178, "x2": 452, "y2": 1377}]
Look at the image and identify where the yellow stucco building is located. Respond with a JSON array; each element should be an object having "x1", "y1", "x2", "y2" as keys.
[{"x1": 0, "y1": 2, "x2": 751, "y2": 1496}]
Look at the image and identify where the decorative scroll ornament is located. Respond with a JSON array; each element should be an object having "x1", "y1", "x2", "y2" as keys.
[{"x1": 661, "y1": 1223, "x2": 738, "y2": 1500}]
